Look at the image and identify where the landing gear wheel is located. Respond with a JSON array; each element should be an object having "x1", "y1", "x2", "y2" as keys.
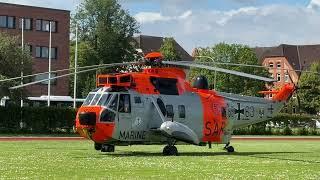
[
  {"x1": 163, "y1": 145, "x2": 178, "y2": 156},
  {"x1": 101, "y1": 144, "x2": 115, "y2": 152},
  {"x1": 224, "y1": 142, "x2": 235, "y2": 153},
  {"x1": 94, "y1": 143, "x2": 102, "y2": 151},
  {"x1": 226, "y1": 146, "x2": 234, "y2": 153}
]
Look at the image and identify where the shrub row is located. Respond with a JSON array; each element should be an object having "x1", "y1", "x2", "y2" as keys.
[
  {"x1": 0, "y1": 106, "x2": 76, "y2": 134},
  {"x1": 0, "y1": 107, "x2": 319, "y2": 135},
  {"x1": 233, "y1": 113, "x2": 320, "y2": 136}
]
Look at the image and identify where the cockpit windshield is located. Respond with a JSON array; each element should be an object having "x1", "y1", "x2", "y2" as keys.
[
  {"x1": 83, "y1": 93, "x2": 95, "y2": 106},
  {"x1": 82, "y1": 86, "x2": 118, "y2": 107},
  {"x1": 98, "y1": 94, "x2": 112, "y2": 106}
]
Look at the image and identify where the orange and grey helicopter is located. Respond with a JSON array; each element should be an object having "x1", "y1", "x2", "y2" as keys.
[{"x1": 6, "y1": 52, "x2": 297, "y2": 156}]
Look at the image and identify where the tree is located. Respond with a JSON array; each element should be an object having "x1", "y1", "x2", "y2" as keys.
[
  {"x1": 297, "y1": 62, "x2": 320, "y2": 114},
  {"x1": 159, "y1": 37, "x2": 181, "y2": 61},
  {"x1": 69, "y1": 41, "x2": 98, "y2": 98},
  {"x1": 72, "y1": 0, "x2": 139, "y2": 64},
  {"x1": 71, "y1": 0, "x2": 140, "y2": 97},
  {"x1": 189, "y1": 43, "x2": 269, "y2": 96},
  {"x1": 0, "y1": 32, "x2": 32, "y2": 100}
]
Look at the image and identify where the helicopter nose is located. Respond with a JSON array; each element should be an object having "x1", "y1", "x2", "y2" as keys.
[{"x1": 79, "y1": 112, "x2": 96, "y2": 126}]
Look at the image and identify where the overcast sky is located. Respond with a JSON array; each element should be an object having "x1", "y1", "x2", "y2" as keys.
[{"x1": 1, "y1": 0, "x2": 320, "y2": 53}]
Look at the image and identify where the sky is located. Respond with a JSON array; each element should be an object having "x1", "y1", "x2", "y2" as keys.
[{"x1": 1, "y1": 0, "x2": 320, "y2": 53}]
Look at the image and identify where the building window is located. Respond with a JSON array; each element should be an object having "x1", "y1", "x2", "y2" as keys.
[
  {"x1": 7, "y1": 16, "x2": 15, "y2": 28},
  {"x1": 277, "y1": 62, "x2": 281, "y2": 68},
  {"x1": 269, "y1": 62, "x2": 274, "y2": 68},
  {"x1": 34, "y1": 73, "x2": 57, "y2": 85},
  {"x1": 19, "y1": 18, "x2": 32, "y2": 30},
  {"x1": 277, "y1": 73, "x2": 281, "y2": 81},
  {"x1": 0, "y1": 16, "x2": 15, "y2": 28},
  {"x1": 36, "y1": 46, "x2": 57, "y2": 59},
  {"x1": 178, "y1": 105, "x2": 185, "y2": 118},
  {"x1": 0, "y1": 16, "x2": 6, "y2": 27},
  {"x1": 36, "y1": 19, "x2": 57, "y2": 32},
  {"x1": 284, "y1": 74, "x2": 289, "y2": 82}
]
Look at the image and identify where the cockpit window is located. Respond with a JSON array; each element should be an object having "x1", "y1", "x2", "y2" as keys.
[
  {"x1": 109, "y1": 94, "x2": 118, "y2": 111},
  {"x1": 90, "y1": 94, "x2": 102, "y2": 105},
  {"x1": 83, "y1": 94, "x2": 95, "y2": 106},
  {"x1": 98, "y1": 94, "x2": 112, "y2": 106}
]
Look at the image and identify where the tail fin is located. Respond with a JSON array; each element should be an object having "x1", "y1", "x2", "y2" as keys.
[{"x1": 272, "y1": 83, "x2": 295, "y2": 102}]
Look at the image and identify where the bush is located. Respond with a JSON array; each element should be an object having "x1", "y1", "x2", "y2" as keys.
[
  {"x1": 0, "y1": 106, "x2": 76, "y2": 134},
  {"x1": 283, "y1": 126, "x2": 293, "y2": 135},
  {"x1": 297, "y1": 128, "x2": 308, "y2": 136},
  {"x1": 233, "y1": 113, "x2": 319, "y2": 136}
]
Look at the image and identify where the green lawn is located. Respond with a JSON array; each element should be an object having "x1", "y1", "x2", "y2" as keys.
[{"x1": 0, "y1": 140, "x2": 319, "y2": 179}]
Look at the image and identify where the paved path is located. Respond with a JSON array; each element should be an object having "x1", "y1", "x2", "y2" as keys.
[{"x1": 0, "y1": 136, "x2": 320, "y2": 141}]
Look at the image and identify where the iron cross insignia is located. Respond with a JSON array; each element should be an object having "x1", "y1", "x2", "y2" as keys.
[{"x1": 234, "y1": 103, "x2": 244, "y2": 120}]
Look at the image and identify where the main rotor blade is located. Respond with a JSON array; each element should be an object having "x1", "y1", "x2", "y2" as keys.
[
  {"x1": 10, "y1": 62, "x2": 140, "y2": 89},
  {"x1": 163, "y1": 61, "x2": 276, "y2": 82},
  {"x1": 0, "y1": 61, "x2": 141, "y2": 83}
]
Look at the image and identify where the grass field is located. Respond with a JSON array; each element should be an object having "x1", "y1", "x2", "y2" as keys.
[{"x1": 0, "y1": 140, "x2": 319, "y2": 179}]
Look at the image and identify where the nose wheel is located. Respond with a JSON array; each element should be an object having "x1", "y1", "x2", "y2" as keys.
[
  {"x1": 163, "y1": 145, "x2": 178, "y2": 156},
  {"x1": 94, "y1": 142, "x2": 102, "y2": 151},
  {"x1": 101, "y1": 144, "x2": 115, "y2": 152}
]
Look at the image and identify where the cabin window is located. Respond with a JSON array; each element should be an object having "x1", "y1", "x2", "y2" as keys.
[
  {"x1": 150, "y1": 77, "x2": 178, "y2": 95},
  {"x1": 109, "y1": 95, "x2": 118, "y2": 111},
  {"x1": 157, "y1": 98, "x2": 166, "y2": 116},
  {"x1": 134, "y1": 97, "x2": 142, "y2": 104},
  {"x1": 83, "y1": 94, "x2": 95, "y2": 106},
  {"x1": 166, "y1": 105, "x2": 174, "y2": 118},
  {"x1": 119, "y1": 94, "x2": 131, "y2": 113},
  {"x1": 178, "y1": 105, "x2": 185, "y2": 118}
]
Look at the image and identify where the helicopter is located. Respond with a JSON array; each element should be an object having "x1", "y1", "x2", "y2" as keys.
[
  {"x1": 67, "y1": 52, "x2": 295, "y2": 155},
  {"x1": 4, "y1": 52, "x2": 297, "y2": 156}
]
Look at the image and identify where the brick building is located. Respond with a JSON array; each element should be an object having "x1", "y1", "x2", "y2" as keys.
[
  {"x1": 254, "y1": 44, "x2": 320, "y2": 88},
  {"x1": 0, "y1": 2, "x2": 70, "y2": 96}
]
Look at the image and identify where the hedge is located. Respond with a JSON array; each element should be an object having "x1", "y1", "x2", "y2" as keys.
[
  {"x1": 233, "y1": 113, "x2": 320, "y2": 135},
  {"x1": 0, "y1": 107, "x2": 319, "y2": 135},
  {"x1": 0, "y1": 106, "x2": 76, "y2": 134}
]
